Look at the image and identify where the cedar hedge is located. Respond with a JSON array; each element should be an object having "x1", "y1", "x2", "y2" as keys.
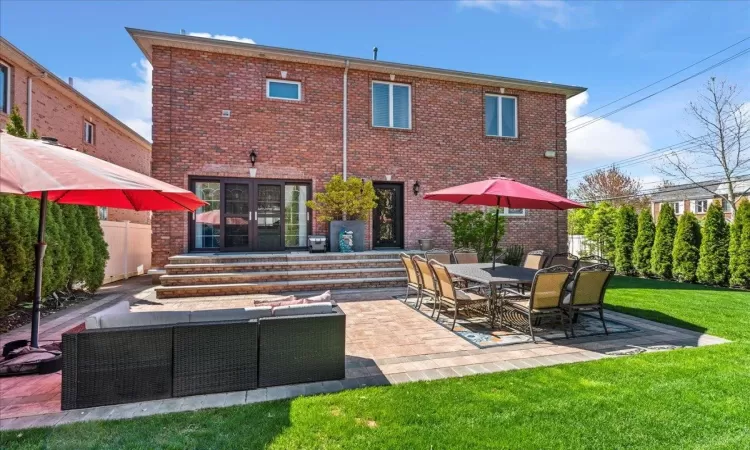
[
  {"x1": 697, "y1": 201, "x2": 730, "y2": 285},
  {"x1": 651, "y1": 203, "x2": 677, "y2": 279},
  {"x1": 614, "y1": 205, "x2": 638, "y2": 275},
  {"x1": 672, "y1": 212, "x2": 701, "y2": 283},
  {"x1": 632, "y1": 208, "x2": 655, "y2": 276},
  {"x1": 729, "y1": 199, "x2": 750, "y2": 288}
]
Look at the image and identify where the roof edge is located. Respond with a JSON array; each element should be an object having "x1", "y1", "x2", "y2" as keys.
[{"x1": 126, "y1": 27, "x2": 587, "y2": 99}]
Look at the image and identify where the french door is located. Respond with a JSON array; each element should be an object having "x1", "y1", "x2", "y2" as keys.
[
  {"x1": 372, "y1": 183, "x2": 404, "y2": 248},
  {"x1": 190, "y1": 178, "x2": 310, "y2": 252}
]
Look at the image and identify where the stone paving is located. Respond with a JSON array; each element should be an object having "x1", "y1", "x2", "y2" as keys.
[{"x1": 0, "y1": 276, "x2": 730, "y2": 431}]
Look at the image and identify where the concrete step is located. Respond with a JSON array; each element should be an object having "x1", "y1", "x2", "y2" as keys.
[
  {"x1": 167, "y1": 250, "x2": 417, "y2": 265},
  {"x1": 154, "y1": 277, "x2": 407, "y2": 299},
  {"x1": 165, "y1": 258, "x2": 403, "y2": 275},
  {"x1": 160, "y1": 267, "x2": 406, "y2": 286}
]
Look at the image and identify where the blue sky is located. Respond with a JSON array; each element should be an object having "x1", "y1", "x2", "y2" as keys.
[{"x1": 2, "y1": 0, "x2": 749, "y2": 188}]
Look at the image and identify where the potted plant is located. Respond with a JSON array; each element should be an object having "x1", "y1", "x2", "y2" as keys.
[
  {"x1": 417, "y1": 230, "x2": 434, "y2": 251},
  {"x1": 306, "y1": 175, "x2": 377, "y2": 252}
]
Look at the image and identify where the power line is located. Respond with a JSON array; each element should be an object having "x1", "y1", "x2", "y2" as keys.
[
  {"x1": 567, "y1": 47, "x2": 750, "y2": 134},
  {"x1": 568, "y1": 36, "x2": 750, "y2": 124}
]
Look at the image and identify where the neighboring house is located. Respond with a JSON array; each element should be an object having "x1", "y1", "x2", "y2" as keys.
[
  {"x1": 650, "y1": 177, "x2": 750, "y2": 220},
  {"x1": 1, "y1": 37, "x2": 153, "y2": 283},
  {"x1": 128, "y1": 28, "x2": 586, "y2": 268},
  {"x1": 0, "y1": 37, "x2": 152, "y2": 224}
]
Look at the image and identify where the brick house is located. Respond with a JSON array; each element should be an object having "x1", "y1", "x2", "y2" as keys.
[
  {"x1": 650, "y1": 177, "x2": 749, "y2": 221},
  {"x1": 0, "y1": 37, "x2": 152, "y2": 224},
  {"x1": 128, "y1": 28, "x2": 586, "y2": 269}
]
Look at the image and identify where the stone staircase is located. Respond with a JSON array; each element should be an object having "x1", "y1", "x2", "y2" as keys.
[{"x1": 154, "y1": 251, "x2": 413, "y2": 299}]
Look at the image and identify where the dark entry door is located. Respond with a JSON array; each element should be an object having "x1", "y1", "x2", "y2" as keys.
[
  {"x1": 253, "y1": 181, "x2": 284, "y2": 251},
  {"x1": 373, "y1": 183, "x2": 404, "y2": 248},
  {"x1": 223, "y1": 181, "x2": 252, "y2": 251}
]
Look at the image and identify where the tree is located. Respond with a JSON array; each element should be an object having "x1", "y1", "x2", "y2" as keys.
[
  {"x1": 729, "y1": 199, "x2": 750, "y2": 287},
  {"x1": 633, "y1": 209, "x2": 656, "y2": 276},
  {"x1": 614, "y1": 205, "x2": 638, "y2": 275},
  {"x1": 583, "y1": 202, "x2": 617, "y2": 261},
  {"x1": 5, "y1": 105, "x2": 28, "y2": 138},
  {"x1": 651, "y1": 203, "x2": 677, "y2": 279},
  {"x1": 568, "y1": 207, "x2": 593, "y2": 235},
  {"x1": 81, "y1": 206, "x2": 109, "y2": 292},
  {"x1": 697, "y1": 200, "x2": 730, "y2": 285},
  {"x1": 445, "y1": 209, "x2": 506, "y2": 263},
  {"x1": 572, "y1": 166, "x2": 648, "y2": 208},
  {"x1": 658, "y1": 78, "x2": 750, "y2": 217},
  {"x1": 0, "y1": 196, "x2": 28, "y2": 311},
  {"x1": 306, "y1": 175, "x2": 377, "y2": 222},
  {"x1": 672, "y1": 212, "x2": 701, "y2": 283}
]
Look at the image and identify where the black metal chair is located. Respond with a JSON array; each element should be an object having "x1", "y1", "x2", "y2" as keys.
[{"x1": 546, "y1": 252, "x2": 579, "y2": 270}]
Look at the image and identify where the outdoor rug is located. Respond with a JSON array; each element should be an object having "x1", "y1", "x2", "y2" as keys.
[{"x1": 395, "y1": 295, "x2": 638, "y2": 348}]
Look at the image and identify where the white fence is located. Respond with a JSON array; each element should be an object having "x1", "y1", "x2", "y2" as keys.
[
  {"x1": 101, "y1": 221, "x2": 151, "y2": 284},
  {"x1": 567, "y1": 234, "x2": 602, "y2": 257}
]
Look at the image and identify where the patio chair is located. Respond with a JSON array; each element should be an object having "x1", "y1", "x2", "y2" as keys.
[
  {"x1": 546, "y1": 252, "x2": 579, "y2": 270},
  {"x1": 412, "y1": 255, "x2": 439, "y2": 314},
  {"x1": 523, "y1": 250, "x2": 548, "y2": 270},
  {"x1": 561, "y1": 263, "x2": 614, "y2": 337},
  {"x1": 400, "y1": 252, "x2": 422, "y2": 304},
  {"x1": 429, "y1": 260, "x2": 490, "y2": 330},
  {"x1": 452, "y1": 249, "x2": 479, "y2": 264},
  {"x1": 497, "y1": 265, "x2": 572, "y2": 343},
  {"x1": 425, "y1": 249, "x2": 452, "y2": 265},
  {"x1": 577, "y1": 255, "x2": 610, "y2": 270}
]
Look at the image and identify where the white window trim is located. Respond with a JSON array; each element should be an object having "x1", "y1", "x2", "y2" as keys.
[
  {"x1": 266, "y1": 79, "x2": 301, "y2": 101},
  {"x1": 692, "y1": 199, "x2": 709, "y2": 214},
  {"x1": 498, "y1": 207, "x2": 526, "y2": 217},
  {"x1": 371, "y1": 81, "x2": 412, "y2": 130},
  {"x1": 672, "y1": 202, "x2": 683, "y2": 215},
  {"x1": 84, "y1": 120, "x2": 94, "y2": 144},
  {"x1": 0, "y1": 60, "x2": 11, "y2": 114},
  {"x1": 485, "y1": 93, "x2": 518, "y2": 138}
]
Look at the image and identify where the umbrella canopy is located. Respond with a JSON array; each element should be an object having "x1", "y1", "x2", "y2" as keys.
[
  {"x1": 424, "y1": 177, "x2": 586, "y2": 269},
  {"x1": 1, "y1": 132, "x2": 206, "y2": 347},
  {"x1": 1, "y1": 133, "x2": 205, "y2": 211},
  {"x1": 423, "y1": 177, "x2": 585, "y2": 210}
]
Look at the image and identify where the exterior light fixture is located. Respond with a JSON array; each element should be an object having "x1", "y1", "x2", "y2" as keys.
[
  {"x1": 544, "y1": 150, "x2": 556, "y2": 159},
  {"x1": 413, "y1": 180, "x2": 421, "y2": 196},
  {"x1": 250, "y1": 150, "x2": 257, "y2": 167}
]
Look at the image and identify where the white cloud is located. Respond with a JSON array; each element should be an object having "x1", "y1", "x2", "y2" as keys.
[
  {"x1": 566, "y1": 92, "x2": 651, "y2": 164},
  {"x1": 458, "y1": 0, "x2": 594, "y2": 29},
  {"x1": 188, "y1": 32, "x2": 255, "y2": 44},
  {"x1": 74, "y1": 59, "x2": 152, "y2": 141}
]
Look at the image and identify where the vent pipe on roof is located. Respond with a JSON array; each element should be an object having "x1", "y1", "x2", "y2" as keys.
[
  {"x1": 180, "y1": 29, "x2": 186, "y2": 35},
  {"x1": 68, "y1": 77, "x2": 73, "y2": 86},
  {"x1": 373, "y1": 47, "x2": 378, "y2": 61}
]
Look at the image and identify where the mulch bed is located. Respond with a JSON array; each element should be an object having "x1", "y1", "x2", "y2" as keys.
[{"x1": 0, "y1": 291, "x2": 93, "y2": 334}]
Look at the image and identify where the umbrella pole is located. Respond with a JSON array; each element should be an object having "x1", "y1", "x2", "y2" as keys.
[
  {"x1": 492, "y1": 205, "x2": 499, "y2": 270},
  {"x1": 30, "y1": 191, "x2": 49, "y2": 348}
]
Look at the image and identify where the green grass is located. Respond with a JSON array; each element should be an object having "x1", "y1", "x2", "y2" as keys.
[{"x1": 4, "y1": 277, "x2": 750, "y2": 449}]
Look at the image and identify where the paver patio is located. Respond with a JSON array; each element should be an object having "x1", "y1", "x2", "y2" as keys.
[{"x1": 0, "y1": 276, "x2": 729, "y2": 431}]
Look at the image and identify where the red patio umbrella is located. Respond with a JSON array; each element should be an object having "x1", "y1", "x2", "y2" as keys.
[
  {"x1": 0, "y1": 132, "x2": 206, "y2": 347},
  {"x1": 424, "y1": 177, "x2": 586, "y2": 269}
]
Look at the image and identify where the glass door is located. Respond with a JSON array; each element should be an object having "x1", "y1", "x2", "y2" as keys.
[
  {"x1": 373, "y1": 183, "x2": 404, "y2": 248},
  {"x1": 192, "y1": 181, "x2": 221, "y2": 250},
  {"x1": 253, "y1": 181, "x2": 284, "y2": 251},
  {"x1": 284, "y1": 184, "x2": 311, "y2": 248},
  {"x1": 223, "y1": 181, "x2": 252, "y2": 251}
]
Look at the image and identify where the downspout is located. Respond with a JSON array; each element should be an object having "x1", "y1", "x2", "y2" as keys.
[
  {"x1": 343, "y1": 60, "x2": 349, "y2": 180},
  {"x1": 26, "y1": 72, "x2": 46, "y2": 134}
]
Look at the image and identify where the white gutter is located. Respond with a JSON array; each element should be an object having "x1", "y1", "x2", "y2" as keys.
[
  {"x1": 26, "y1": 72, "x2": 46, "y2": 133},
  {"x1": 343, "y1": 59, "x2": 349, "y2": 180}
]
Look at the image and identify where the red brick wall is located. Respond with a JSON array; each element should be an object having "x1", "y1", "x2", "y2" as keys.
[
  {"x1": 0, "y1": 57, "x2": 151, "y2": 224},
  {"x1": 150, "y1": 46, "x2": 569, "y2": 267}
]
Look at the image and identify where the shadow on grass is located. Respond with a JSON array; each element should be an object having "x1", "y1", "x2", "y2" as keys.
[
  {"x1": 607, "y1": 275, "x2": 737, "y2": 293},
  {"x1": 605, "y1": 304, "x2": 707, "y2": 336}
]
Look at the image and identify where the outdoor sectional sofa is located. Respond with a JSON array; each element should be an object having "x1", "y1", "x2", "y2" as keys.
[{"x1": 61, "y1": 301, "x2": 346, "y2": 410}]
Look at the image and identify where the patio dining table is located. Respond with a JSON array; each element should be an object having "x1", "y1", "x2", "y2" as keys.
[{"x1": 444, "y1": 263, "x2": 538, "y2": 325}]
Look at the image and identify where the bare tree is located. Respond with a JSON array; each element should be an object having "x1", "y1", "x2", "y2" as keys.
[
  {"x1": 571, "y1": 166, "x2": 649, "y2": 209},
  {"x1": 658, "y1": 78, "x2": 750, "y2": 215}
]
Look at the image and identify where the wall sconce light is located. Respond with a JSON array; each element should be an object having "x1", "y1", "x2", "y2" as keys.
[
  {"x1": 250, "y1": 150, "x2": 258, "y2": 167},
  {"x1": 413, "y1": 180, "x2": 421, "y2": 196},
  {"x1": 544, "y1": 150, "x2": 557, "y2": 159}
]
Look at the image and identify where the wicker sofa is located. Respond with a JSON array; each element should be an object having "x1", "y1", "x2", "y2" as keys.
[{"x1": 62, "y1": 301, "x2": 346, "y2": 410}]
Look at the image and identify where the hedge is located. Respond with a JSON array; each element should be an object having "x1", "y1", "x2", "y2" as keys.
[
  {"x1": 651, "y1": 203, "x2": 677, "y2": 279},
  {"x1": 0, "y1": 195, "x2": 109, "y2": 313},
  {"x1": 697, "y1": 200, "x2": 730, "y2": 285},
  {"x1": 614, "y1": 205, "x2": 638, "y2": 275},
  {"x1": 632, "y1": 208, "x2": 655, "y2": 276},
  {"x1": 729, "y1": 199, "x2": 750, "y2": 287},
  {"x1": 672, "y1": 212, "x2": 701, "y2": 283}
]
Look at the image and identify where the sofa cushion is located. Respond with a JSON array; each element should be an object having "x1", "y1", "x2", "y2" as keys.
[
  {"x1": 189, "y1": 306, "x2": 272, "y2": 323},
  {"x1": 85, "y1": 301, "x2": 130, "y2": 329},
  {"x1": 306, "y1": 290, "x2": 331, "y2": 302},
  {"x1": 253, "y1": 295, "x2": 296, "y2": 306},
  {"x1": 99, "y1": 311, "x2": 190, "y2": 329},
  {"x1": 272, "y1": 302, "x2": 333, "y2": 317}
]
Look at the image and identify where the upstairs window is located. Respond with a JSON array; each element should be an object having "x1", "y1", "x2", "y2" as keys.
[
  {"x1": 485, "y1": 94, "x2": 517, "y2": 138},
  {"x1": 0, "y1": 61, "x2": 9, "y2": 114},
  {"x1": 266, "y1": 79, "x2": 301, "y2": 101},
  {"x1": 84, "y1": 121, "x2": 95, "y2": 144},
  {"x1": 671, "y1": 202, "x2": 682, "y2": 215},
  {"x1": 372, "y1": 81, "x2": 411, "y2": 129},
  {"x1": 692, "y1": 199, "x2": 709, "y2": 214}
]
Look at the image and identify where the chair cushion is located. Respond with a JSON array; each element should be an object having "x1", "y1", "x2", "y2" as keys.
[
  {"x1": 272, "y1": 302, "x2": 333, "y2": 317},
  {"x1": 189, "y1": 306, "x2": 272, "y2": 323},
  {"x1": 562, "y1": 292, "x2": 571, "y2": 305},
  {"x1": 85, "y1": 301, "x2": 130, "y2": 329},
  {"x1": 99, "y1": 311, "x2": 190, "y2": 329},
  {"x1": 565, "y1": 280, "x2": 575, "y2": 292}
]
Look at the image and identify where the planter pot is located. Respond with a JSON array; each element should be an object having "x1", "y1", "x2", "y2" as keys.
[
  {"x1": 329, "y1": 220, "x2": 366, "y2": 252},
  {"x1": 417, "y1": 239, "x2": 434, "y2": 251}
]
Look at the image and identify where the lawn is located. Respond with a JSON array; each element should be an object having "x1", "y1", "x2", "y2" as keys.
[{"x1": 3, "y1": 277, "x2": 750, "y2": 449}]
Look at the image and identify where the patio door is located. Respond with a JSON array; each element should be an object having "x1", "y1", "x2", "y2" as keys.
[{"x1": 373, "y1": 183, "x2": 404, "y2": 248}]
